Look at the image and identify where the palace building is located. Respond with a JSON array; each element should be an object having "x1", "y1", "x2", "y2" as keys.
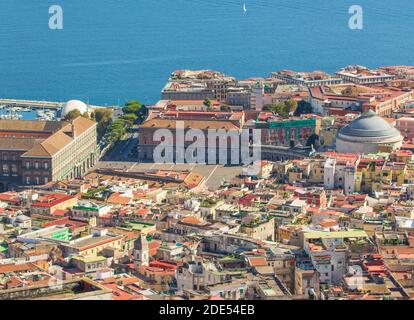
[
  {"x1": 0, "y1": 116, "x2": 98, "y2": 191},
  {"x1": 137, "y1": 110, "x2": 245, "y2": 163},
  {"x1": 137, "y1": 110, "x2": 318, "y2": 163}
]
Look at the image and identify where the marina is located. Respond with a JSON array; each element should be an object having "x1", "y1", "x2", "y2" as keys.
[
  {"x1": 0, "y1": 104, "x2": 60, "y2": 121},
  {"x1": 0, "y1": 98, "x2": 114, "y2": 121}
]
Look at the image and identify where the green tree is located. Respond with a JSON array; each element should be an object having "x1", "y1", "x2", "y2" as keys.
[
  {"x1": 276, "y1": 103, "x2": 289, "y2": 117},
  {"x1": 63, "y1": 109, "x2": 82, "y2": 121},
  {"x1": 104, "y1": 99, "x2": 148, "y2": 144},
  {"x1": 306, "y1": 134, "x2": 319, "y2": 147},
  {"x1": 122, "y1": 100, "x2": 147, "y2": 123},
  {"x1": 220, "y1": 105, "x2": 231, "y2": 112},
  {"x1": 92, "y1": 108, "x2": 113, "y2": 139},
  {"x1": 285, "y1": 99, "x2": 298, "y2": 114},
  {"x1": 120, "y1": 113, "x2": 138, "y2": 125},
  {"x1": 122, "y1": 103, "x2": 142, "y2": 115},
  {"x1": 294, "y1": 100, "x2": 313, "y2": 116},
  {"x1": 263, "y1": 104, "x2": 275, "y2": 112},
  {"x1": 125, "y1": 100, "x2": 141, "y2": 106},
  {"x1": 107, "y1": 119, "x2": 127, "y2": 142},
  {"x1": 263, "y1": 103, "x2": 289, "y2": 117},
  {"x1": 93, "y1": 108, "x2": 112, "y2": 123},
  {"x1": 203, "y1": 98, "x2": 212, "y2": 108}
]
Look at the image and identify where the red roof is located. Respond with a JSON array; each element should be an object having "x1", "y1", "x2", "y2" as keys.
[
  {"x1": 107, "y1": 193, "x2": 132, "y2": 205},
  {"x1": 258, "y1": 112, "x2": 274, "y2": 121},
  {"x1": 180, "y1": 216, "x2": 203, "y2": 225},
  {"x1": 0, "y1": 192, "x2": 20, "y2": 204},
  {"x1": 51, "y1": 209, "x2": 69, "y2": 217},
  {"x1": 102, "y1": 283, "x2": 137, "y2": 300},
  {"x1": 322, "y1": 152, "x2": 360, "y2": 166},
  {"x1": 0, "y1": 263, "x2": 37, "y2": 274},
  {"x1": 43, "y1": 217, "x2": 88, "y2": 231},
  {"x1": 32, "y1": 193, "x2": 75, "y2": 208},
  {"x1": 248, "y1": 257, "x2": 268, "y2": 267},
  {"x1": 148, "y1": 240, "x2": 162, "y2": 257},
  {"x1": 135, "y1": 208, "x2": 150, "y2": 216},
  {"x1": 149, "y1": 260, "x2": 177, "y2": 270}
]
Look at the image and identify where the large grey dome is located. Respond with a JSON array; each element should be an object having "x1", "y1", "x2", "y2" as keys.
[
  {"x1": 339, "y1": 109, "x2": 400, "y2": 138},
  {"x1": 336, "y1": 109, "x2": 403, "y2": 154}
]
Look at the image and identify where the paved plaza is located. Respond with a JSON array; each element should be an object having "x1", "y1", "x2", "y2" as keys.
[{"x1": 96, "y1": 161, "x2": 244, "y2": 190}]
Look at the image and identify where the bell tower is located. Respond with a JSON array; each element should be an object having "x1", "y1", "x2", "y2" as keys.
[{"x1": 133, "y1": 234, "x2": 149, "y2": 268}]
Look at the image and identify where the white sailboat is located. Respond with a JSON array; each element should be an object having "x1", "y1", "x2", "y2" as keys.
[{"x1": 243, "y1": 3, "x2": 247, "y2": 14}]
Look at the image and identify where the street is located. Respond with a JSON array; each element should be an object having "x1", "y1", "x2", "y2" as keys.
[{"x1": 101, "y1": 132, "x2": 139, "y2": 162}]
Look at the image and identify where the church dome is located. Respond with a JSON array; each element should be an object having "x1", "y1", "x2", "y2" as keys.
[
  {"x1": 62, "y1": 100, "x2": 88, "y2": 116},
  {"x1": 339, "y1": 109, "x2": 400, "y2": 138},
  {"x1": 335, "y1": 110, "x2": 403, "y2": 154}
]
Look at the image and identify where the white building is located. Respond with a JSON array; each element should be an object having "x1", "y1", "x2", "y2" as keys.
[
  {"x1": 71, "y1": 201, "x2": 112, "y2": 218},
  {"x1": 324, "y1": 158, "x2": 336, "y2": 190},
  {"x1": 176, "y1": 260, "x2": 227, "y2": 292},
  {"x1": 250, "y1": 82, "x2": 265, "y2": 111},
  {"x1": 303, "y1": 230, "x2": 368, "y2": 285},
  {"x1": 336, "y1": 65, "x2": 395, "y2": 85},
  {"x1": 324, "y1": 158, "x2": 357, "y2": 195}
]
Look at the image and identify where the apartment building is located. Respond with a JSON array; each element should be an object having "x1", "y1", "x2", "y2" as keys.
[
  {"x1": 303, "y1": 229, "x2": 369, "y2": 284},
  {"x1": 336, "y1": 65, "x2": 395, "y2": 85},
  {"x1": 272, "y1": 70, "x2": 343, "y2": 87}
]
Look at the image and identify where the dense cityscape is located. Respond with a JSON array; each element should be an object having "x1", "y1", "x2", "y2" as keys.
[{"x1": 2, "y1": 65, "x2": 414, "y2": 300}]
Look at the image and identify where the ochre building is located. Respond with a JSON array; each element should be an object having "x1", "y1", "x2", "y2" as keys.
[{"x1": 0, "y1": 116, "x2": 97, "y2": 190}]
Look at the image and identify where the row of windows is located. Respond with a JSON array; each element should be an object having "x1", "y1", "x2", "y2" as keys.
[
  {"x1": 25, "y1": 176, "x2": 48, "y2": 185},
  {"x1": 24, "y1": 161, "x2": 49, "y2": 169},
  {"x1": 87, "y1": 263, "x2": 103, "y2": 270},
  {"x1": 1, "y1": 154, "x2": 17, "y2": 161},
  {"x1": 1, "y1": 164, "x2": 18, "y2": 176},
  {"x1": 52, "y1": 127, "x2": 96, "y2": 173}
]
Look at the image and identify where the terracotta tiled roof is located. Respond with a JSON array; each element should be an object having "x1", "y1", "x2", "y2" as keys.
[
  {"x1": 0, "y1": 119, "x2": 64, "y2": 132},
  {"x1": 32, "y1": 193, "x2": 75, "y2": 208},
  {"x1": 43, "y1": 216, "x2": 87, "y2": 230},
  {"x1": 180, "y1": 216, "x2": 203, "y2": 225},
  {"x1": 0, "y1": 137, "x2": 44, "y2": 151},
  {"x1": 107, "y1": 193, "x2": 132, "y2": 205},
  {"x1": 21, "y1": 142, "x2": 51, "y2": 157},
  {"x1": 140, "y1": 118, "x2": 240, "y2": 130},
  {"x1": 0, "y1": 192, "x2": 20, "y2": 203},
  {"x1": 248, "y1": 257, "x2": 268, "y2": 267},
  {"x1": 19, "y1": 116, "x2": 96, "y2": 158},
  {"x1": 0, "y1": 263, "x2": 37, "y2": 274},
  {"x1": 38, "y1": 131, "x2": 73, "y2": 156},
  {"x1": 51, "y1": 209, "x2": 69, "y2": 217},
  {"x1": 63, "y1": 116, "x2": 96, "y2": 136},
  {"x1": 102, "y1": 283, "x2": 136, "y2": 300},
  {"x1": 319, "y1": 219, "x2": 339, "y2": 227}
]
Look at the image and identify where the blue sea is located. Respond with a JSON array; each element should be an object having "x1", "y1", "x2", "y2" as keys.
[{"x1": 0, "y1": 0, "x2": 413, "y2": 106}]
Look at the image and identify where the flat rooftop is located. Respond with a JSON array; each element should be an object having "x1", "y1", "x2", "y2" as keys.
[
  {"x1": 304, "y1": 229, "x2": 368, "y2": 240},
  {"x1": 69, "y1": 234, "x2": 122, "y2": 249}
]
